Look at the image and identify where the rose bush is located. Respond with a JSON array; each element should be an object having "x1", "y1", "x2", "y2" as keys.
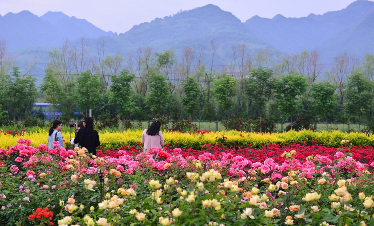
[{"x1": 1, "y1": 139, "x2": 374, "y2": 225}]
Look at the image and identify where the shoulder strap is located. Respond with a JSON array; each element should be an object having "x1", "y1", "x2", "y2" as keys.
[{"x1": 55, "y1": 131, "x2": 58, "y2": 141}]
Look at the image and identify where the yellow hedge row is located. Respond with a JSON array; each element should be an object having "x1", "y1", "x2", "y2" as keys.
[{"x1": 1, "y1": 130, "x2": 374, "y2": 150}]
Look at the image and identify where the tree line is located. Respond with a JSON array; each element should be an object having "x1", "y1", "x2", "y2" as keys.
[{"x1": 1, "y1": 38, "x2": 374, "y2": 131}]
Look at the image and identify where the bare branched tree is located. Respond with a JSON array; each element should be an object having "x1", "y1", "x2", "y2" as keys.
[
  {"x1": 210, "y1": 40, "x2": 218, "y2": 72},
  {"x1": 229, "y1": 45, "x2": 238, "y2": 76},
  {"x1": 23, "y1": 49, "x2": 42, "y2": 77},
  {"x1": 330, "y1": 52, "x2": 359, "y2": 104},
  {"x1": 182, "y1": 46, "x2": 195, "y2": 77},
  {"x1": 0, "y1": 39, "x2": 14, "y2": 75}
]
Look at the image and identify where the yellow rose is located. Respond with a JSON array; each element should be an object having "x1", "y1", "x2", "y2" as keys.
[
  {"x1": 129, "y1": 209, "x2": 138, "y2": 214},
  {"x1": 328, "y1": 194, "x2": 340, "y2": 201},
  {"x1": 196, "y1": 182, "x2": 204, "y2": 191},
  {"x1": 331, "y1": 202, "x2": 341, "y2": 209},
  {"x1": 135, "y1": 213, "x2": 146, "y2": 221},
  {"x1": 318, "y1": 178, "x2": 326, "y2": 185},
  {"x1": 149, "y1": 180, "x2": 162, "y2": 189},
  {"x1": 172, "y1": 208, "x2": 183, "y2": 217},
  {"x1": 268, "y1": 184, "x2": 276, "y2": 192},
  {"x1": 302, "y1": 192, "x2": 321, "y2": 202},
  {"x1": 337, "y1": 180, "x2": 346, "y2": 187},
  {"x1": 251, "y1": 187, "x2": 259, "y2": 194},
  {"x1": 159, "y1": 217, "x2": 172, "y2": 226},
  {"x1": 359, "y1": 192, "x2": 366, "y2": 200},
  {"x1": 285, "y1": 219, "x2": 294, "y2": 225},
  {"x1": 363, "y1": 198, "x2": 374, "y2": 209},
  {"x1": 166, "y1": 177, "x2": 175, "y2": 185},
  {"x1": 334, "y1": 186, "x2": 347, "y2": 197},
  {"x1": 265, "y1": 210, "x2": 274, "y2": 218}
]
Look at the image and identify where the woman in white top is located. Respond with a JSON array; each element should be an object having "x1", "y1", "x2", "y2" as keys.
[
  {"x1": 47, "y1": 120, "x2": 63, "y2": 149},
  {"x1": 142, "y1": 120, "x2": 164, "y2": 153}
]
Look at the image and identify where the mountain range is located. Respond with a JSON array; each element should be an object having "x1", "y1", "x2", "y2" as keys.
[{"x1": 1, "y1": 0, "x2": 374, "y2": 76}]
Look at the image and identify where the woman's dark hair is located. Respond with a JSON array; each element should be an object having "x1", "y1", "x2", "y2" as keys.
[
  {"x1": 84, "y1": 117, "x2": 94, "y2": 133},
  {"x1": 78, "y1": 121, "x2": 84, "y2": 128},
  {"x1": 146, "y1": 120, "x2": 161, "y2": 136},
  {"x1": 49, "y1": 120, "x2": 62, "y2": 136}
]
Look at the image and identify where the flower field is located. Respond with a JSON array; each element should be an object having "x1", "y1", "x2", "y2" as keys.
[
  {"x1": 1, "y1": 129, "x2": 374, "y2": 150},
  {"x1": 1, "y1": 137, "x2": 374, "y2": 225}
]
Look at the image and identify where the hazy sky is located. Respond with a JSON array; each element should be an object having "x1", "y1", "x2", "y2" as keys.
[{"x1": 0, "y1": 0, "x2": 369, "y2": 33}]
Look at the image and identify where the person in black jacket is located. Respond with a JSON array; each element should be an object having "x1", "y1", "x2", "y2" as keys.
[{"x1": 74, "y1": 117, "x2": 100, "y2": 155}]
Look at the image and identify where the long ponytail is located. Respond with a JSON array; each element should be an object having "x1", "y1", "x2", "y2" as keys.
[{"x1": 49, "y1": 120, "x2": 62, "y2": 136}]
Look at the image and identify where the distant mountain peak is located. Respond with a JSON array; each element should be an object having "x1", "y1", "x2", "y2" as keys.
[
  {"x1": 273, "y1": 14, "x2": 286, "y2": 20},
  {"x1": 41, "y1": 11, "x2": 71, "y2": 25}
]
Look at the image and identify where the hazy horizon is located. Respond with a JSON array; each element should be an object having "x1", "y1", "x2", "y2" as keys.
[{"x1": 0, "y1": 0, "x2": 370, "y2": 33}]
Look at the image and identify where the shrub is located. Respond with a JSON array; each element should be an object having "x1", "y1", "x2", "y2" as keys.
[{"x1": 222, "y1": 117, "x2": 253, "y2": 131}]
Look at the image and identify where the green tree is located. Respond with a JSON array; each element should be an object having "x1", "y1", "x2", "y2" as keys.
[
  {"x1": 109, "y1": 69, "x2": 137, "y2": 119},
  {"x1": 245, "y1": 67, "x2": 273, "y2": 132},
  {"x1": 6, "y1": 67, "x2": 37, "y2": 121},
  {"x1": 40, "y1": 70, "x2": 63, "y2": 119},
  {"x1": 274, "y1": 74, "x2": 308, "y2": 129},
  {"x1": 146, "y1": 73, "x2": 170, "y2": 117},
  {"x1": 345, "y1": 72, "x2": 374, "y2": 131},
  {"x1": 310, "y1": 81, "x2": 337, "y2": 130},
  {"x1": 182, "y1": 76, "x2": 201, "y2": 120},
  {"x1": 0, "y1": 104, "x2": 8, "y2": 126},
  {"x1": 76, "y1": 71, "x2": 101, "y2": 117},
  {"x1": 212, "y1": 75, "x2": 238, "y2": 119}
]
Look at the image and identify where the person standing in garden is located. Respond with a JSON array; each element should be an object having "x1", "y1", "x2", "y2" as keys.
[
  {"x1": 74, "y1": 117, "x2": 100, "y2": 155},
  {"x1": 142, "y1": 120, "x2": 164, "y2": 153},
  {"x1": 48, "y1": 120, "x2": 63, "y2": 149}
]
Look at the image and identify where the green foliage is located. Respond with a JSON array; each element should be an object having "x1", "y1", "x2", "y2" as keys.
[
  {"x1": 40, "y1": 70, "x2": 63, "y2": 118},
  {"x1": 345, "y1": 72, "x2": 374, "y2": 128},
  {"x1": 212, "y1": 75, "x2": 238, "y2": 117},
  {"x1": 310, "y1": 81, "x2": 337, "y2": 129},
  {"x1": 4, "y1": 67, "x2": 38, "y2": 121},
  {"x1": 146, "y1": 73, "x2": 170, "y2": 117},
  {"x1": 274, "y1": 74, "x2": 308, "y2": 123},
  {"x1": 75, "y1": 71, "x2": 101, "y2": 116},
  {"x1": 181, "y1": 76, "x2": 201, "y2": 119},
  {"x1": 109, "y1": 69, "x2": 137, "y2": 118},
  {"x1": 0, "y1": 104, "x2": 8, "y2": 126},
  {"x1": 245, "y1": 67, "x2": 273, "y2": 118},
  {"x1": 59, "y1": 81, "x2": 77, "y2": 124}
]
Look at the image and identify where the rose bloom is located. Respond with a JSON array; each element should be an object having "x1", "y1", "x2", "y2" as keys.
[
  {"x1": 311, "y1": 206, "x2": 320, "y2": 212},
  {"x1": 135, "y1": 213, "x2": 146, "y2": 221},
  {"x1": 272, "y1": 208, "x2": 281, "y2": 217},
  {"x1": 71, "y1": 175, "x2": 78, "y2": 182},
  {"x1": 318, "y1": 178, "x2": 326, "y2": 185},
  {"x1": 337, "y1": 180, "x2": 346, "y2": 187},
  {"x1": 281, "y1": 182, "x2": 289, "y2": 190},
  {"x1": 289, "y1": 205, "x2": 300, "y2": 212},
  {"x1": 264, "y1": 210, "x2": 274, "y2": 218},
  {"x1": 259, "y1": 202, "x2": 267, "y2": 210}
]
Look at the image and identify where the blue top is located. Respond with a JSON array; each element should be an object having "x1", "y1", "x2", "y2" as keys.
[{"x1": 48, "y1": 130, "x2": 64, "y2": 149}]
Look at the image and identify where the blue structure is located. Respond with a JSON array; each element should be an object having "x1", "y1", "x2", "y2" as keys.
[
  {"x1": 33, "y1": 103, "x2": 80, "y2": 120},
  {"x1": 33, "y1": 103, "x2": 62, "y2": 120}
]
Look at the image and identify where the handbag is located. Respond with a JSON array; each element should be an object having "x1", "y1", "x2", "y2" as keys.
[{"x1": 54, "y1": 131, "x2": 59, "y2": 142}]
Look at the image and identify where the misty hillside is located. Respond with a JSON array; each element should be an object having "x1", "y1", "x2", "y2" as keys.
[
  {"x1": 244, "y1": 0, "x2": 374, "y2": 54},
  {"x1": 117, "y1": 4, "x2": 267, "y2": 51},
  {"x1": 1, "y1": 0, "x2": 374, "y2": 77},
  {"x1": 0, "y1": 10, "x2": 113, "y2": 51}
]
